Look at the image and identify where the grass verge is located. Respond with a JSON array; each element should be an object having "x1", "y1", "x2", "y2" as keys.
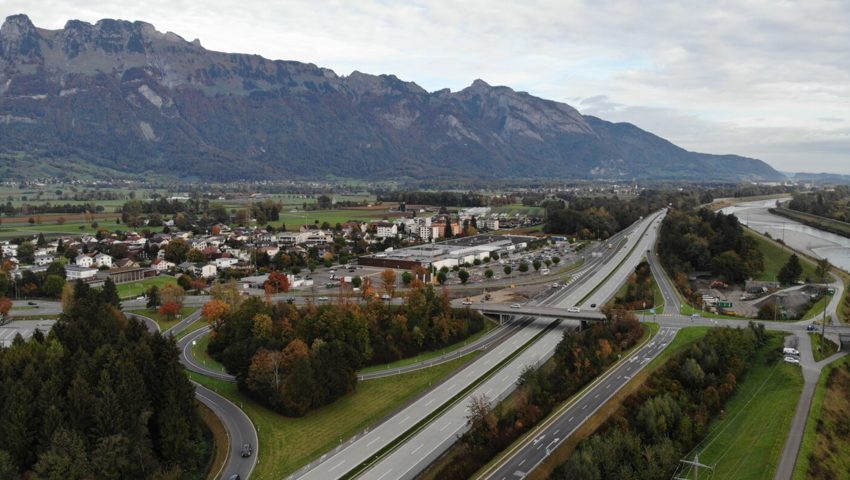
[
  {"x1": 128, "y1": 306, "x2": 198, "y2": 331},
  {"x1": 116, "y1": 275, "x2": 178, "y2": 299},
  {"x1": 808, "y1": 333, "x2": 839, "y2": 362},
  {"x1": 196, "y1": 401, "x2": 229, "y2": 480},
  {"x1": 187, "y1": 351, "x2": 480, "y2": 478},
  {"x1": 192, "y1": 332, "x2": 227, "y2": 373},
  {"x1": 745, "y1": 230, "x2": 818, "y2": 282},
  {"x1": 793, "y1": 356, "x2": 850, "y2": 480}
]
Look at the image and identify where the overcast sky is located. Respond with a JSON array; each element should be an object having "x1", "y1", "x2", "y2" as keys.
[{"x1": 7, "y1": 0, "x2": 850, "y2": 173}]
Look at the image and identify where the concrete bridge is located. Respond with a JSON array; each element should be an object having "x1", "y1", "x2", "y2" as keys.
[{"x1": 467, "y1": 303, "x2": 607, "y2": 327}]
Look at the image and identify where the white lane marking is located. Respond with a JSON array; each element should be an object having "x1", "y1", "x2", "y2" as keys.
[
  {"x1": 594, "y1": 393, "x2": 599, "y2": 399},
  {"x1": 447, "y1": 383, "x2": 457, "y2": 391},
  {"x1": 568, "y1": 416, "x2": 574, "y2": 422},
  {"x1": 374, "y1": 469, "x2": 393, "y2": 480},
  {"x1": 581, "y1": 404, "x2": 587, "y2": 410},
  {"x1": 366, "y1": 436, "x2": 381, "y2": 447},
  {"x1": 425, "y1": 398, "x2": 435, "y2": 407},
  {"x1": 411, "y1": 443, "x2": 423, "y2": 455},
  {"x1": 398, "y1": 415, "x2": 410, "y2": 425},
  {"x1": 328, "y1": 460, "x2": 346, "y2": 472},
  {"x1": 439, "y1": 422, "x2": 451, "y2": 432}
]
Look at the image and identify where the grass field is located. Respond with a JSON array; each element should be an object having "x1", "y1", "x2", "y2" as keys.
[
  {"x1": 684, "y1": 333, "x2": 803, "y2": 480},
  {"x1": 360, "y1": 319, "x2": 496, "y2": 374},
  {"x1": 192, "y1": 332, "x2": 227, "y2": 373},
  {"x1": 128, "y1": 306, "x2": 198, "y2": 331},
  {"x1": 808, "y1": 333, "x2": 838, "y2": 362},
  {"x1": 746, "y1": 230, "x2": 818, "y2": 282},
  {"x1": 802, "y1": 296, "x2": 830, "y2": 321},
  {"x1": 188, "y1": 351, "x2": 480, "y2": 478},
  {"x1": 275, "y1": 208, "x2": 398, "y2": 231},
  {"x1": 793, "y1": 356, "x2": 850, "y2": 480},
  {"x1": 116, "y1": 275, "x2": 177, "y2": 299}
]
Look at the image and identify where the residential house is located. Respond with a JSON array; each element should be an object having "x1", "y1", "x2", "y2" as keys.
[
  {"x1": 93, "y1": 253, "x2": 113, "y2": 268},
  {"x1": 75, "y1": 254, "x2": 94, "y2": 268},
  {"x1": 65, "y1": 264, "x2": 98, "y2": 280}
]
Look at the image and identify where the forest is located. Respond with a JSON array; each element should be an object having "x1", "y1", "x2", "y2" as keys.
[
  {"x1": 544, "y1": 189, "x2": 704, "y2": 239},
  {"x1": 431, "y1": 309, "x2": 644, "y2": 480},
  {"x1": 657, "y1": 208, "x2": 764, "y2": 286},
  {"x1": 0, "y1": 281, "x2": 209, "y2": 479},
  {"x1": 206, "y1": 284, "x2": 487, "y2": 416},
  {"x1": 787, "y1": 186, "x2": 850, "y2": 223},
  {"x1": 612, "y1": 260, "x2": 657, "y2": 311},
  {"x1": 552, "y1": 323, "x2": 770, "y2": 479}
]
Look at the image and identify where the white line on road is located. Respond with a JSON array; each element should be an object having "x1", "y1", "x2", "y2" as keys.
[{"x1": 366, "y1": 436, "x2": 381, "y2": 447}]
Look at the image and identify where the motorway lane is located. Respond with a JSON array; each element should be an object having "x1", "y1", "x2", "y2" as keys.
[
  {"x1": 355, "y1": 214, "x2": 667, "y2": 480},
  {"x1": 481, "y1": 327, "x2": 679, "y2": 480},
  {"x1": 289, "y1": 216, "x2": 654, "y2": 480}
]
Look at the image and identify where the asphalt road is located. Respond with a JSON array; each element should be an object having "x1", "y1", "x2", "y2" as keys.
[
  {"x1": 480, "y1": 327, "x2": 679, "y2": 480},
  {"x1": 179, "y1": 326, "x2": 238, "y2": 382},
  {"x1": 352, "y1": 214, "x2": 666, "y2": 480}
]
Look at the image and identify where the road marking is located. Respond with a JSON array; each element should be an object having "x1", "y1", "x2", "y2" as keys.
[
  {"x1": 424, "y1": 398, "x2": 435, "y2": 407},
  {"x1": 399, "y1": 415, "x2": 410, "y2": 425},
  {"x1": 447, "y1": 383, "x2": 457, "y2": 391},
  {"x1": 466, "y1": 370, "x2": 476, "y2": 378},
  {"x1": 581, "y1": 404, "x2": 587, "y2": 410},
  {"x1": 328, "y1": 460, "x2": 346, "y2": 472},
  {"x1": 366, "y1": 436, "x2": 381, "y2": 447},
  {"x1": 519, "y1": 459, "x2": 526, "y2": 467},
  {"x1": 439, "y1": 422, "x2": 451, "y2": 432},
  {"x1": 605, "y1": 383, "x2": 611, "y2": 389},
  {"x1": 411, "y1": 443, "x2": 423, "y2": 455},
  {"x1": 374, "y1": 469, "x2": 393, "y2": 480},
  {"x1": 593, "y1": 393, "x2": 599, "y2": 399},
  {"x1": 568, "y1": 416, "x2": 574, "y2": 422}
]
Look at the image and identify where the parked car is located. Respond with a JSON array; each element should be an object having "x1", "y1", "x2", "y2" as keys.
[
  {"x1": 510, "y1": 303, "x2": 522, "y2": 309},
  {"x1": 462, "y1": 299, "x2": 473, "y2": 306},
  {"x1": 241, "y1": 443, "x2": 252, "y2": 457},
  {"x1": 806, "y1": 323, "x2": 817, "y2": 331},
  {"x1": 783, "y1": 356, "x2": 800, "y2": 365},
  {"x1": 317, "y1": 296, "x2": 329, "y2": 302}
]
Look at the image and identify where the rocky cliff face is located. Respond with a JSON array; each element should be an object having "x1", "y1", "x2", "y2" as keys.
[{"x1": 0, "y1": 14, "x2": 784, "y2": 182}]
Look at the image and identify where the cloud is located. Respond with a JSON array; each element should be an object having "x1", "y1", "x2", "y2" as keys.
[{"x1": 6, "y1": 0, "x2": 850, "y2": 173}]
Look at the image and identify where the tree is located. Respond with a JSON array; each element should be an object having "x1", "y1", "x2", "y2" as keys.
[
  {"x1": 61, "y1": 283, "x2": 75, "y2": 313},
  {"x1": 778, "y1": 254, "x2": 803, "y2": 285},
  {"x1": 177, "y1": 274, "x2": 192, "y2": 291},
  {"x1": 17, "y1": 241, "x2": 34, "y2": 264},
  {"x1": 401, "y1": 271, "x2": 413, "y2": 286},
  {"x1": 484, "y1": 269, "x2": 494, "y2": 279},
  {"x1": 504, "y1": 265, "x2": 512, "y2": 276},
  {"x1": 815, "y1": 257, "x2": 832, "y2": 283},
  {"x1": 159, "y1": 301, "x2": 181, "y2": 320},
  {"x1": 187, "y1": 249, "x2": 206, "y2": 263},
  {"x1": 518, "y1": 262, "x2": 529, "y2": 273},
  {"x1": 436, "y1": 271, "x2": 447, "y2": 285},
  {"x1": 552, "y1": 256, "x2": 561, "y2": 265},
  {"x1": 490, "y1": 252, "x2": 499, "y2": 261},
  {"x1": 164, "y1": 238, "x2": 190, "y2": 263},
  {"x1": 265, "y1": 271, "x2": 291, "y2": 293},
  {"x1": 380, "y1": 269, "x2": 397, "y2": 296},
  {"x1": 533, "y1": 260, "x2": 542, "y2": 271},
  {"x1": 0, "y1": 296, "x2": 11, "y2": 326},
  {"x1": 99, "y1": 278, "x2": 120, "y2": 306},
  {"x1": 351, "y1": 276, "x2": 362, "y2": 289},
  {"x1": 160, "y1": 283, "x2": 185, "y2": 308},
  {"x1": 146, "y1": 285, "x2": 160, "y2": 309},
  {"x1": 210, "y1": 281, "x2": 243, "y2": 309},
  {"x1": 458, "y1": 269, "x2": 470, "y2": 284},
  {"x1": 202, "y1": 299, "x2": 231, "y2": 330}
]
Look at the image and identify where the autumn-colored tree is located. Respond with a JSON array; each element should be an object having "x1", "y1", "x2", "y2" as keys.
[
  {"x1": 159, "y1": 301, "x2": 181, "y2": 320},
  {"x1": 202, "y1": 299, "x2": 231, "y2": 330},
  {"x1": 211, "y1": 225, "x2": 222, "y2": 235},
  {"x1": 380, "y1": 269, "x2": 397, "y2": 297},
  {"x1": 190, "y1": 278, "x2": 207, "y2": 293},
  {"x1": 210, "y1": 281, "x2": 243, "y2": 309},
  {"x1": 252, "y1": 313, "x2": 273, "y2": 340},
  {"x1": 0, "y1": 297, "x2": 11, "y2": 325},
  {"x1": 360, "y1": 276, "x2": 375, "y2": 300},
  {"x1": 61, "y1": 283, "x2": 75, "y2": 312},
  {"x1": 264, "y1": 271, "x2": 290, "y2": 294},
  {"x1": 160, "y1": 283, "x2": 185, "y2": 308}
]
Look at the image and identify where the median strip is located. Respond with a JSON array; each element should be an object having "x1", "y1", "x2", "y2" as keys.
[{"x1": 340, "y1": 318, "x2": 563, "y2": 479}]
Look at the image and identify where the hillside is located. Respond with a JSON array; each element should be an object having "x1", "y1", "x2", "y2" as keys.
[{"x1": 0, "y1": 14, "x2": 784, "y2": 182}]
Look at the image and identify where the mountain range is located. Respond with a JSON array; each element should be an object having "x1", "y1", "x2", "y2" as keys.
[{"x1": 0, "y1": 14, "x2": 784, "y2": 182}]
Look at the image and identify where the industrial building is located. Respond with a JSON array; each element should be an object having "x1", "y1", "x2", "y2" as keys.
[{"x1": 358, "y1": 234, "x2": 536, "y2": 271}]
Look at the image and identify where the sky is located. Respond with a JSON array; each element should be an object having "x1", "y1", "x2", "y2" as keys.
[{"x1": 5, "y1": 0, "x2": 850, "y2": 174}]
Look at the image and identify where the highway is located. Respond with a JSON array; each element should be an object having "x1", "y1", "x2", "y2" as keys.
[
  {"x1": 352, "y1": 213, "x2": 666, "y2": 480},
  {"x1": 479, "y1": 327, "x2": 679, "y2": 480},
  {"x1": 289, "y1": 214, "x2": 659, "y2": 480}
]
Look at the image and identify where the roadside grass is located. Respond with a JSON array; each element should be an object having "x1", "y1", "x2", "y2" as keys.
[
  {"x1": 116, "y1": 275, "x2": 177, "y2": 299},
  {"x1": 196, "y1": 402, "x2": 229, "y2": 480},
  {"x1": 802, "y1": 296, "x2": 830, "y2": 321},
  {"x1": 691, "y1": 333, "x2": 803, "y2": 480},
  {"x1": 678, "y1": 302, "x2": 751, "y2": 321},
  {"x1": 808, "y1": 333, "x2": 839, "y2": 362},
  {"x1": 192, "y1": 333, "x2": 227, "y2": 373},
  {"x1": 359, "y1": 319, "x2": 497, "y2": 374},
  {"x1": 176, "y1": 318, "x2": 209, "y2": 341},
  {"x1": 187, "y1": 351, "x2": 480, "y2": 478},
  {"x1": 773, "y1": 206, "x2": 850, "y2": 239},
  {"x1": 523, "y1": 326, "x2": 711, "y2": 480},
  {"x1": 793, "y1": 356, "x2": 850, "y2": 480},
  {"x1": 745, "y1": 230, "x2": 818, "y2": 282},
  {"x1": 128, "y1": 306, "x2": 198, "y2": 331}
]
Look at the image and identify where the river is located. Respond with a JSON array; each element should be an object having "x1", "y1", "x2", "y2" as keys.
[{"x1": 720, "y1": 198, "x2": 850, "y2": 272}]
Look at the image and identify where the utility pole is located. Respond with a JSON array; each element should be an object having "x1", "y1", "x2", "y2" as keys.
[{"x1": 674, "y1": 453, "x2": 713, "y2": 480}]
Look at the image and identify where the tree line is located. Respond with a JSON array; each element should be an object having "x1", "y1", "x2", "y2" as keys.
[
  {"x1": 552, "y1": 323, "x2": 770, "y2": 479},
  {"x1": 0, "y1": 281, "x2": 209, "y2": 479},
  {"x1": 433, "y1": 309, "x2": 645, "y2": 480},
  {"x1": 206, "y1": 284, "x2": 487, "y2": 416},
  {"x1": 787, "y1": 186, "x2": 850, "y2": 223},
  {"x1": 613, "y1": 260, "x2": 657, "y2": 311}
]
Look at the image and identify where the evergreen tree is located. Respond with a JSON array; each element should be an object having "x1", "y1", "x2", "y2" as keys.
[
  {"x1": 777, "y1": 254, "x2": 803, "y2": 285},
  {"x1": 99, "y1": 278, "x2": 121, "y2": 307}
]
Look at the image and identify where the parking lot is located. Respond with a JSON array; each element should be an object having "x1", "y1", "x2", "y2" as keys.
[{"x1": 0, "y1": 319, "x2": 56, "y2": 347}]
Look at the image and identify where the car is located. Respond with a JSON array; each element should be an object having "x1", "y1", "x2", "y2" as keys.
[
  {"x1": 806, "y1": 324, "x2": 817, "y2": 331},
  {"x1": 228, "y1": 475, "x2": 241, "y2": 480},
  {"x1": 317, "y1": 296, "x2": 329, "y2": 302},
  {"x1": 590, "y1": 303, "x2": 597, "y2": 308},
  {"x1": 27, "y1": 301, "x2": 37, "y2": 306},
  {"x1": 691, "y1": 313, "x2": 700, "y2": 318},
  {"x1": 241, "y1": 443, "x2": 252, "y2": 457},
  {"x1": 567, "y1": 306, "x2": 581, "y2": 313},
  {"x1": 783, "y1": 356, "x2": 800, "y2": 365},
  {"x1": 510, "y1": 303, "x2": 522, "y2": 309},
  {"x1": 462, "y1": 300, "x2": 473, "y2": 306},
  {"x1": 135, "y1": 296, "x2": 146, "y2": 301},
  {"x1": 286, "y1": 297, "x2": 296, "y2": 304}
]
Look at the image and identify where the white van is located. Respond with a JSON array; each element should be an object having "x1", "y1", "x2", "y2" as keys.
[
  {"x1": 783, "y1": 347, "x2": 800, "y2": 356},
  {"x1": 540, "y1": 268, "x2": 550, "y2": 275}
]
